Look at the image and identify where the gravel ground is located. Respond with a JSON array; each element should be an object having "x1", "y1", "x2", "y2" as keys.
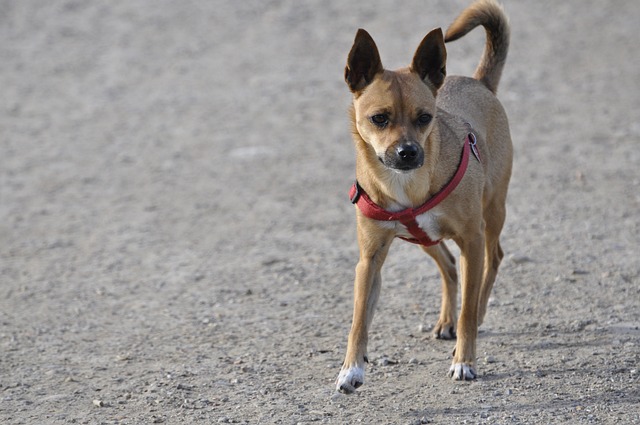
[{"x1": 1, "y1": 0, "x2": 638, "y2": 424}]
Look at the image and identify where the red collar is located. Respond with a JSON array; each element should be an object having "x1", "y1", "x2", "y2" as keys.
[{"x1": 349, "y1": 133, "x2": 479, "y2": 246}]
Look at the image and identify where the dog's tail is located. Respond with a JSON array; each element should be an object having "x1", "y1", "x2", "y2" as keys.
[{"x1": 444, "y1": 0, "x2": 510, "y2": 94}]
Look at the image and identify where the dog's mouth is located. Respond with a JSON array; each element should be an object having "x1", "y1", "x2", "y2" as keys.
[{"x1": 378, "y1": 156, "x2": 424, "y2": 172}]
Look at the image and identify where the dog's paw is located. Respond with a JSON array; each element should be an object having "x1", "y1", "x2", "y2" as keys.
[
  {"x1": 432, "y1": 320, "x2": 456, "y2": 340},
  {"x1": 448, "y1": 362, "x2": 477, "y2": 380},
  {"x1": 336, "y1": 366, "x2": 364, "y2": 394}
]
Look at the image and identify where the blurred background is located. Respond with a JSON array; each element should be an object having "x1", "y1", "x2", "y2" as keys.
[{"x1": 1, "y1": 1, "x2": 638, "y2": 423}]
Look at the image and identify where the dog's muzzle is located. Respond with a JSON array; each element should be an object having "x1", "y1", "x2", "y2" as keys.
[{"x1": 381, "y1": 141, "x2": 424, "y2": 171}]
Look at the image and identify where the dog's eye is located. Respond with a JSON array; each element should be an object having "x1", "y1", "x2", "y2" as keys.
[
  {"x1": 370, "y1": 114, "x2": 389, "y2": 127},
  {"x1": 417, "y1": 114, "x2": 432, "y2": 126}
]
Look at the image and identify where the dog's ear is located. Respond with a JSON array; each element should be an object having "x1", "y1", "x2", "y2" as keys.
[
  {"x1": 345, "y1": 29, "x2": 383, "y2": 93},
  {"x1": 411, "y1": 28, "x2": 447, "y2": 91}
]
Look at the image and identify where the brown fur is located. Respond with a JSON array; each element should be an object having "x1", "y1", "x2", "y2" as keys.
[
  {"x1": 445, "y1": 0, "x2": 510, "y2": 94},
  {"x1": 336, "y1": 0, "x2": 513, "y2": 393}
]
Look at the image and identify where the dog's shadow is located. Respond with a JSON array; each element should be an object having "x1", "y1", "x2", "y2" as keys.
[{"x1": 409, "y1": 326, "x2": 639, "y2": 421}]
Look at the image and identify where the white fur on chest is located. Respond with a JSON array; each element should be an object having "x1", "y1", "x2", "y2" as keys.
[
  {"x1": 377, "y1": 208, "x2": 443, "y2": 241},
  {"x1": 378, "y1": 174, "x2": 443, "y2": 241}
]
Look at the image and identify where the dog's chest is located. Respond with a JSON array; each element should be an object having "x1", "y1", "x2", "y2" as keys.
[{"x1": 378, "y1": 205, "x2": 443, "y2": 242}]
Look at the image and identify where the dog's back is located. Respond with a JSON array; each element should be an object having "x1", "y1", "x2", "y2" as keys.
[{"x1": 438, "y1": 0, "x2": 512, "y2": 201}]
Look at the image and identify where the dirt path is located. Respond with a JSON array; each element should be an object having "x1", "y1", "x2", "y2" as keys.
[{"x1": 1, "y1": 1, "x2": 638, "y2": 423}]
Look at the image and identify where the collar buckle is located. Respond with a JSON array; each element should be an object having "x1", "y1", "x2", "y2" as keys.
[{"x1": 349, "y1": 182, "x2": 361, "y2": 204}]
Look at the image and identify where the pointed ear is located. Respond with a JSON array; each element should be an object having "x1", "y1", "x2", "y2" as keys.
[
  {"x1": 411, "y1": 28, "x2": 447, "y2": 91},
  {"x1": 345, "y1": 29, "x2": 383, "y2": 93}
]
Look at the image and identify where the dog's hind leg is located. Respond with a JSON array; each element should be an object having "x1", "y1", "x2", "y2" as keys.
[
  {"x1": 478, "y1": 197, "x2": 506, "y2": 326},
  {"x1": 423, "y1": 243, "x2": 458, "y2": 339}
]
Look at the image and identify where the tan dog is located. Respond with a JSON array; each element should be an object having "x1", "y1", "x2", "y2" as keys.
[{"x1": 337, "y1": 0, "x2": 512, "y2": 393}]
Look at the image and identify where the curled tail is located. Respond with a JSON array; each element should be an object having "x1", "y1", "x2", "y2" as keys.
[{"x1": 445, "y1": 0, "x2": 510, "y2": 94}]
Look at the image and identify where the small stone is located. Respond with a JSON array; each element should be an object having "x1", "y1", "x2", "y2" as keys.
[
  {"x1": 409, "y1": 358, "x2": 419, "y2": 364},
  {"x1": 92, "y1": 399, "x2": 104, "y2": 407},
  {"x1": 484, "y1": 356, "x2": 496, "y2": 364},
  {"x1": 510, "y1": 254, "x2": 533, "y2": 265},
  {"x1": 330, "y1": 392, "x2": 345, "y2": 403},
  {"x1": 376, "y1": 357, "x2": 396, "y2": 366}
]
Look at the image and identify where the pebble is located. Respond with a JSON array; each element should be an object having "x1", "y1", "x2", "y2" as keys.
[
  {"x1": 509, "y1": 254, "x2": 533, "y2": 265},
  {"x1": 377, "y1": 357, "x2": 399, "y2": 366},
  {"x1": 330, "y1": 392, "x2": 345, "y2": 403},
  {"x1": 377, "y1": 357, "x2": 389, "y2": 366},
  {"x1": 92, "y1": 399, "x2": 104, "y2": 407}
]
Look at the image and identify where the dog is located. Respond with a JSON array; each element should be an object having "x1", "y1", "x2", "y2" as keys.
[{"x1": 336, "y1": 0, "x2": 513, "y2": 393}]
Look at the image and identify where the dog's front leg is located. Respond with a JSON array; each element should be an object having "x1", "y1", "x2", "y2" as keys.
[
  {"x1": 449, "y1": 233, "x2": 485, "y2": 380},
  {"x1": 336, "y1": 221, "x2": 393, "y2": 393}
]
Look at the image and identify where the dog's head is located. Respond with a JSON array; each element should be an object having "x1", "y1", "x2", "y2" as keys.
[{"x1": 345, "y1": 28, "x2": 446, "y2": 172}]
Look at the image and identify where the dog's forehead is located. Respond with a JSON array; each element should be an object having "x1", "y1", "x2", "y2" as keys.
[
  {"x1": 356, "y1": 70, "x2": 435, "y2": 113},
  {"x1": 394, "y1": 69, "x2": 434, "y2": 102}
]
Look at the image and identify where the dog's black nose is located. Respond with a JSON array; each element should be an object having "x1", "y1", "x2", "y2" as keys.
[
  {"x1": 384, "y1": 141, "x2": 423, "y2": 171},
  {"x1": 396, "y1": 142, "x2": 419, "y2": 160}
]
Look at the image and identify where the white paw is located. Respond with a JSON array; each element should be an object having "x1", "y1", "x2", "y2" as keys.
[
  {"x1": 336, "y1": 366, "x2": 365, "y2": 393},
  {"x1": 448, "y1": 362, "x2": 477, "y2": 380}
]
